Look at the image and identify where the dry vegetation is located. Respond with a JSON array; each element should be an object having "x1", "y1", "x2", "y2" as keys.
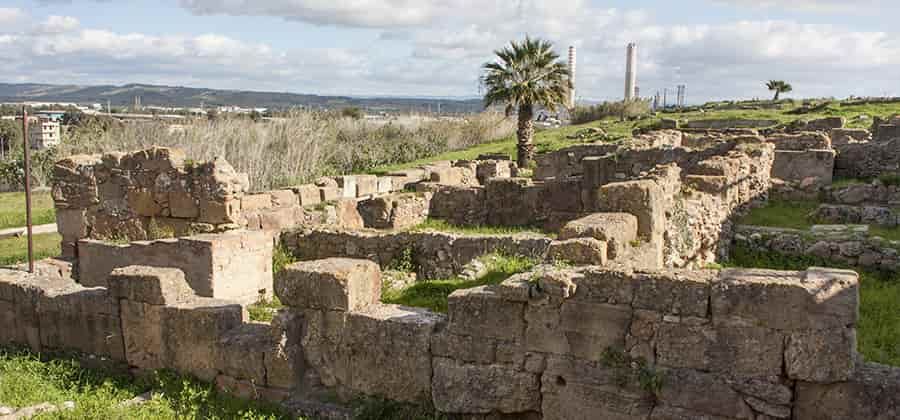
[{"x1": 57, "y1": 112, "x2": 515, "y2": 191}]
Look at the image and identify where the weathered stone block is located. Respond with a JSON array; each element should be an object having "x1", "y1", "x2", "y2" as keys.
[
  {"x1": 342, "y1": 304, "x2": 442, "y2": 402},
  {"x1": 127, "y1": 189, "x2": 162, "y2": 217},
  {"x1": 319, "y1": 186, "x2": 340, "y2": 202},
  {"x1": 712, "y1": 268, "x2": 859, "y2": 331},
  {"x1": 292, "y1": 184, "x2": 321, "y2": 206},
  {"x1": 771, "y1": 149, "x2": 835, "y2": 186},
  {"x1": 447, "y1": 286, "x2": 525, "y2": 342},
  {"x1": 107, "y1": 265, "x2": 196, "y2": 305},
  {"x1": 656, "y1": 322, "x2": 784, "y2": 377},
  {"x1": 525, "y1": 300, "x2": 631, "y2": 360},
  {"x1": 432, "y1": 357, "x2": 540, "y2": 414},
  {"x1": 38, "y1": 283, "x2": 124, "y2": 360},
  {"x1": 794, "y1": 362, "x2": 900, "y2": 419},
  {"x1": 356, "y1": 175, "x2": 378, "y2": 197},
  {"x1": 596, "y1": 180, "x2": 665, "y2": 240},
  {"x1": 785, "y1": 328, "x2": 856, "y2": 382},
  {"x1": 541, "y1": 355, "x2": 654, "y2": 420},
  {"x1": 216, "y1": 323, "x2": 270, "y2": 385},
  {"x1": 334, "y1": 176, "x2": 357, "y2": 199},
  {"x1": 547, "y1": 238, "x2": 608, "y2": 266},
  {"x1": 632, "y1": 270, "x2": 714, "y2": 318},
  {"x1": 164, "y1": 298, "x2": 244, "y2": 381},
  {"x1": 656, "y1": 368, "x2": 755, "y2": 418},
  {"x1": 169, "y1": 191, "x2": 200, "y2": 218},
  {"x1": 559, "y1": 213, "x2": 638, "y2": 260},
  {"x1": 276, "y1": 258, "x2": 381, "y2": 311},
  {"x1": 376, "y1": 176, "x2": 393, "y2": 194}
]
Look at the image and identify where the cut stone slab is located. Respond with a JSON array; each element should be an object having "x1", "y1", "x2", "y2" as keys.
[
  {"x1": 275, "y1": 258, "x2": 381, "y2": 311},
  {"x1": 547, "y1": 238, "x2": 608, "y2": 266},
  {"x1": 558, "y1": 213, "x2": 638, "y2": 259},
  {"x1": 107, "y1": 265, "x2": 196, "y2": 305}
]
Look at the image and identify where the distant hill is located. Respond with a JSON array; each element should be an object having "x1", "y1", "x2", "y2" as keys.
[{"x1": 0, "y1": 82, "x2": 485, "y2": 114}]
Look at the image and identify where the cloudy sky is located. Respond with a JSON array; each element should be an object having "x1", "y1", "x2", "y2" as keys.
[{"x1": 1, "y1": 0, "x2": 899, "y2": 102}]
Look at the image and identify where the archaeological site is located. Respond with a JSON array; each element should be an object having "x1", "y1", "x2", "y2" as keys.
[{"x1": 3, "y1": 115, "x2": 900, "y2": 419}]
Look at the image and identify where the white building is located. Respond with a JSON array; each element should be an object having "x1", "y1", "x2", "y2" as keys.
[{"x1": 29, "y1": 118, "x2": 61, "y2": 149}]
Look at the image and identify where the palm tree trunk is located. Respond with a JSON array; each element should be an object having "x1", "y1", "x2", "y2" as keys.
[
  {"x1": 773, "y1": 91, "x2": 780, "y2": 101},
  {"x1": 516, "y1": 104, "x2": 535, "y2": 169}
]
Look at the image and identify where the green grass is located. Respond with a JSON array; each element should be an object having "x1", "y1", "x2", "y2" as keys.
[
  {"x1": 409, "y1": 218, "x2": 552, "y2": 237},
  {"x1": 728, "y1": 246, "x2": 900, "y2": 367},
  {"x1": 0, "y1": 191, "x2": 55, "y2": 230},
  {"x1": 0, "y1": 347, "x2": 294, "y2": 419},
  {"x1": 382, "y1": 253, "x2": 537, "y2": 313},
  {"x1": 247, "y1": 296, "x2": 284, "y2": 323},
  {"x1": 0, "y1": 233, "x2": 61, "y2": 266},
  {"x1": 867, "y1": 226, "x2": 900, "y2": 242},
  {"x1": 831, "y1": 178, "x2": 871, "y2": 189},
  {"x1": 737, "y1": 200, "x2": 820, "y2": 230}
]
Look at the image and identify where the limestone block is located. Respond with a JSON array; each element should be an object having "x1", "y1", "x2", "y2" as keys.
[
  {"x1": 447, "y1": 286, "x2": 526, "y2": 342},
  {"x1": 216, "y1": 323, "x2": 270, "y2": 385},
  {"x1": 559, "y1": 213, "x2": 638, "y2": 259},
  {"x1": 632, "y1": 270, "x2": 714, "y2": 318},
  {"x1": 649, "y1": 405, "x2": 735, "y2": 420},
  {"x1": 355, "y1": 175, "x2": 378, "y2": 197},
  {"x1": 771, "y1": 149, "x2": 835, "y2": 185},
  {"x1": 431, "y1": 330, "x2": 497, "y2": 364},
  {"x1": 596, "y1": 181, "x2": 665, "y2": 241},
  {"x1": 376, "y1": 177, "x2": 393, "y2": 194},
  {"x1": 432, "y1": 357, "x2": 540, "y2": 414},
  {"x1": 574, "y1": 267, "x2": 637, "y2": 306},
  {"x1": 794, "y1": 362, "x2": 900, "y2": 420},
  {"x1": 55, "y1": 209, "x2": 88, "y2": 244},
  {"x1": 266, "y1": 310, "x2": 305, "y2": 390},
  {"x1": 785, "y1": 328, "x2": 856, "y2": 382},
  {"x1": 241, "y1": 194, "x2": 273, "y2": 212},
  {"x1": 334, "y1": 176, "x2": 357, "y2": 199},
  {"x1": 164, "y1": 298, "x2": 244, "y2": 382},
  {"x1": 831, "y1": 128, "x2": 870, "y2": 146},
  {"x1": 334, "y1": 199, "x2": 364, "y2": 229},
  {"x1": 127, "y1": 188, "x2": 162, "y2": 217},
  {"x1": 275, "y1": 258, "x2": 381, "y2": 311},
  {"x1": 712, "y1": 268, "x2": 859, "y2": 330},
  {"x1": 656, "y1": 368, "x2": 755, "y2": 419},
  {"x1": 319, "y1": 187, "x2": 340, "y2": 202},
  {"x1": 119, "y1": 300, "x2": 167, "y2": 370},
  {"x1": 547, "y1": 238, "x2": 607, "y2": 266},
  {"x1": 655, "y1": 322, "x2": 783, "y2": 378},
  {"x1": 315, "y1": 176, "x2": 339, "y2": 188},
  {"x1": 476, "y1": 160, "x2": 512, "y2": 185},
  {"x1": 107, "y1": 265, "x2": 196, "y2": 305},
  {"x1": 198, "y1": 197, "x2": 241, "y2": 224},
  {"x1": 168, "y1": 191, "x2": 200, "y2": 218},
  {"x1": 269, "y1": 189, "x2": 297, "y2": 207},
  {"x1": 766, "y1": 132, "x2": 832, "y2": 150},
  {"x1": 342, "y1": 304, "x2": 442, "y2": 402},
  {"x1": 541, "y1": 355, "x2": 653, "y2": 420},
  {"x1": 37, "y1": 282, "x2": 125, "y2": 360},
  {"x1": 525, "y1": 300, "x2": 631, "y2": 360}
]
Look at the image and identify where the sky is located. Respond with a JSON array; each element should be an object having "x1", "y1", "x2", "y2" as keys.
[{"x1": 1, "y1": 0, "x2": 899, "y2": 103}]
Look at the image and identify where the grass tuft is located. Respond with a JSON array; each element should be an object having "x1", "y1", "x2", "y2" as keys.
[{"x1": 409, "y1": 218, "x2": 553, "y2": 237}]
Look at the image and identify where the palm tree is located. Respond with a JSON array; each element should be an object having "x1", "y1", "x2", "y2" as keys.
[
  {"x1": 482, "y1": 37, "x2": 572, "y2": 168},
  {"x1": 766, "y1": 80, "x2": 793, "y2": 101}
]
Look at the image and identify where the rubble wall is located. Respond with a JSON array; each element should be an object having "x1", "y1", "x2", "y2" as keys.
[
  {"x1": 835, "y1": 138, "x2": 900, "y2": 179},
  {"x1": 2, "y1": 259, "x2": 897, "y2": 419}
]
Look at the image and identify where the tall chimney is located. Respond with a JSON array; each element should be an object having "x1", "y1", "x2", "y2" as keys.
[
  {"x1": 624, "y1": 43, "x2": 637, "y2": 101},
  {"x1": 568, "y1": 45, "x2": 576, "y2": 109}
]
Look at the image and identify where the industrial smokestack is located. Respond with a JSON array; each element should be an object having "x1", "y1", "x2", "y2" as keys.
[
  {"x1": 624, "y1": 43, "x2": 637, "y2": 101},
  {"x1": 568, "y1": 46, "x2": 576, "y2": 109}
]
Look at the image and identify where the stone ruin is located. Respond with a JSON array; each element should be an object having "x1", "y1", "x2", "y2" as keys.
[{"x1": 2, "y1": 117, "x2": 900, "y2": 419}]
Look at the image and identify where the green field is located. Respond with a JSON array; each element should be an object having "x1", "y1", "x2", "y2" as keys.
[
  {"x1": 0, "y1": 191, "x2": 55, "y2": 230},
  {"x1": 738, "y1": 200, "x2": 900, "y2": 241},
  {"x1": 0, "y1": 233, "x2": 61, "y2": 266}
]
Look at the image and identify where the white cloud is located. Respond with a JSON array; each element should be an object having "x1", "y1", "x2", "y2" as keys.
[
  {"x1": 710, "y1": 0, "x2": 889, "y2": 13},
  {"x1": 0, "y1": 8, "x2": 26, "y2": 26},
  {"x1": 4, "y1": 2, "x2": 900, "y2": 100}
]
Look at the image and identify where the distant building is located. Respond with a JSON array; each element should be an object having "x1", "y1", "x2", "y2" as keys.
[
  {"x1": 36, "y1": 110, "x2": 66, "y2": 122},
  {"x1": 29, "y1": 118, "x2": 61, "y2": 149}
]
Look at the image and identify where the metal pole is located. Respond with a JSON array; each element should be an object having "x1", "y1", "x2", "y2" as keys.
[{"x1": 22, "y1": 107, "x2": 34, "y2": 273}]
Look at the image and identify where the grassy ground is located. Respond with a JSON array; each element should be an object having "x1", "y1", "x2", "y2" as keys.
[
  {"x1": 0, "y1": 191, "x2": 55, "y2": 230},
  {"x1": 0, "y1": 347, "x2": 294, "y2": 419},
  {"x1": 0, "y1": 233, "x2": 61, "y2": 266},
  {"x1": 738, "y1": 200, "x2": 900, "y2": 240},
  {"x1": 728, "y1": 246, "x2": 900, "y2": 367},
  {"x1": 382, "y1": 253, "x2": 537, "y2": 313},
  {"x1": 408, "y1": 218, "x2": 553, "y2": 237}
]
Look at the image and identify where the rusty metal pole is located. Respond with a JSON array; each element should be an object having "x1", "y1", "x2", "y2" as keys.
[{"x1": 22, "y1": 107, "x2": 34, "y2": 273}]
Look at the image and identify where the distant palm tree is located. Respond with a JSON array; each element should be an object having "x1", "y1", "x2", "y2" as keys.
[
  {"x1": 482, "y1": 37, "x2": 572, "y2": 168},
  {"x1": 766, "y1": 80, "x2": 793, "y2": 101}
]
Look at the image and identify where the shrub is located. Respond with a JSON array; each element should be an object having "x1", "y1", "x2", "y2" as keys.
[
  {"x1": 572, "y1": 99, "x2": 650, "y2": 124},
  {"x1": 55, "y1": 111, "x2": 514, "y2": 191}
]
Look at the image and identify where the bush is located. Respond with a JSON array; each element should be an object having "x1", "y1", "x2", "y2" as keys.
[
  {"x1": 572, "y1": 99, "x2": 650, "y2": 124},
  {"x1": 56, "y1": 111, "x2": 514, "y2": 191}
]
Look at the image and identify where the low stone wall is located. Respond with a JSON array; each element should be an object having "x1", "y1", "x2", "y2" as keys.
[
  {"x1": 734, "y1": 224, "x2": 900, "y2": 271},
  {"x1": 3, "y1": 257, "x2": 897, "y2": 419},
  {"x1": 813, "y1": 204, "x2": 900, "y2": 227},
  {"x1": 835, "y1": 138, "x2": 900, "y2": 179},
  {"x1": 77, "y1": 229, "x2": 273, "y2": 304},
  {"x1": 683, "y1": 118, "x2": 778, "y2": 129},
  {"x1": 825, "y1": 181, "x2": 900, "y2": 206},
  {"x1": 280, "y1": 229, "x2": 552, "y2": 279}
]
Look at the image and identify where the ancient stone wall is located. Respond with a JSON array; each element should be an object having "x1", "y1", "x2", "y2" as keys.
[
  {"x1": 3, "y1": 251, "x2": 898, "y2": 419},
  {"x1": 825, "y1": 180, "x2": 900, "y2": 206},
  {"x1": 835, "y1": 138, "x2": 900, "y2": 179},
  {"x1": 280, "y1": 229, "x2": 551, "y2": 280},
  {"x1": 734, "y1": 224, "x2": 900, "y2": 272}
]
